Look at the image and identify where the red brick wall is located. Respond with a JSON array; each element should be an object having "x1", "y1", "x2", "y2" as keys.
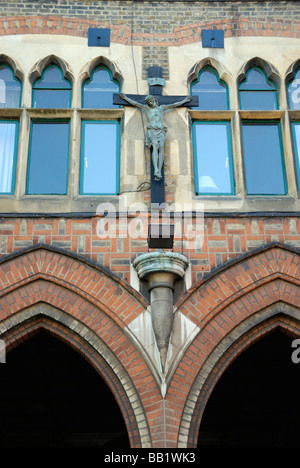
[
  {"x1": 0, "y1": 215, "x2": 299, "y2": 284},
  {"x1": 0, "y1": 233, "x2": 300, "y2": 447}
]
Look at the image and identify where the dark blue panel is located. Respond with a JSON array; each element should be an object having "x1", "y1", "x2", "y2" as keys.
[
  {"x1": 202, "y1": 30, "x2": 224, "y2": 48},
  {"x1": 88, "y1": 28, "x2": 111, "y2": 47}
]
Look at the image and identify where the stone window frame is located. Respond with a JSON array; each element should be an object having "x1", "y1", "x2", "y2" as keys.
[
  {"x1": 286, "y1": 59, "x2": 300, "y2": 196},
  {"x1": 0, "y1": 55, "x2": 124, "y2": 213},
  {"x1": 78, "y1": 60, "x2": 122, "y2": 196},
  {"x1": 188, "y1": 57, "x2": 300, "y2": 211}
]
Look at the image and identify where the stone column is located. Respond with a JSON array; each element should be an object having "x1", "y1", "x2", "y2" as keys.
[{"x1": 133, "y1": 251, "x2": 189, "y2": 372}]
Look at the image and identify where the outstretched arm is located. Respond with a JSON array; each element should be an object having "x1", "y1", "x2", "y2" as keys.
[
  {"x1": 164, "y1": 96, "x2": 192, "y2": 111},
  {"x1": 119, "y1": 93, "x2": 146, "y2": 110}
]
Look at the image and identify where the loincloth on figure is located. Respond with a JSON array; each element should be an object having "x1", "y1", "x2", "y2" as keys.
[{"x1": 145, "y1": 126, "x2": 167, "y2": 148}]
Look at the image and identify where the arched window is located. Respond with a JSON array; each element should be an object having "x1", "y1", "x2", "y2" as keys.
[
  {"x1": 286, "y1": 68, "x2": 300, "y2": 110},
  {"x1": 239, "y1": 67, "x2": 278, "y2": 110},
  {"x1": 27, "y1": 64, "x2": 72, "y2": 195},
  {"x1": 239, "y1": 66, "x2": 286, "y2": 195},
  {"x1": 0, "y1": 64, "x2": 21, "y2": 108},
  {"x1": 0, "y1": 64, "x2": 21, "y2": 194},
  {"x1": 191, "y1": 67, "x2": 234, "y2": 195},
  {"x1": 191, "y1": 67, "x2": 228, "y2": 110},
  {"x1": 288, "y1": 68, "x2": 300, "y2": 193},
  {"x1": 80, "y1": 65, "x2": 121, "y2": 195},
  {"x1": 32, "y1": 65, "x2": 72, "y2": 109},
  {"x1": 82, "y1": 66, "x2": 120, "y2": 109}
]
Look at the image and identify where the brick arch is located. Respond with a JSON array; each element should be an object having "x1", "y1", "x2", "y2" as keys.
[
  {"x1": 179, "y1": 304, "x2": 300, "y2": 447},
  {"x1": 168, "y1": 243, "x2": 300, "y2": 447},
  {"x1": 176, "y1": 243, "x2": 300, "y2": 327},
  {"x1": 0, "y1": 302, "x2": 150, "y2": 448},
  {"x1": 0, "y1": 244, "x2": 157, "y2": 447},
  {"x1": 0, "y1": 243, "x2": 148, "y2": 327}
]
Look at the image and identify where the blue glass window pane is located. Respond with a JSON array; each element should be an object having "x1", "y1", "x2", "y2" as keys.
[
  {"x1": 33, "y1": 66, "x2": 71, "y2": 108},
  {"x1": 239, "y1": 91, "x2": 277, "y2": 110},
  {"x1": 239, "y1": 68, "x2": 277, "y2": 110},
  {"x1": 80, "y1": 122, "x2": 118, "y2": 194},
  {"x1": 239, "y1": 68, "x2": 274, "y2": 90},
  {"x1": 34, "y1": 66, "x2": 71, "y2": 89},
  {"x1": 33, "y1": 89, "x2": 71, "y2": 108},
  {"x1": 194, "y1": 122, "x2": 234, "y2": 194},
  {"x1": 0, "y1": 121, "x2": 18, "y2": 193},
  {"x1": 242, "y1": 123, "x2": 286, "y2": 195},
  {"x1": 27, "y1": 122, "x2": 69, "y2": 194},
  {"x1": 0, "y1": 66, "x2": 21, "y2": 108},
  {"x1": 287, "y1": 69, "x2": 300, "y2": 110},
  {"x1": 191, "y1": 69, "x2": 228, "y2": 110},
  {"x1": 83, "y1": 68, "x2": 119, "y2": 109},
  {"x1": 291, "y1": 123, "x2": 300, "y2": 191}
]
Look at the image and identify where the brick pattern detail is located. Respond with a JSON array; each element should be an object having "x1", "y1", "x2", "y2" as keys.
[{"x1": 1, "y1": 216, "x2": 300, "y2": 285}]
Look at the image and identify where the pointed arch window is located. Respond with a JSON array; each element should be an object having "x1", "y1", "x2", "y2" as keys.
[
  {"x1": 80, "y1": 65, "x2": 121, "y2": 195},
  {"x1": 82, "y1": 66, "x2": 120, "y2": 109},
  {"x1": 32, "y1": 65, "x2": 72, "y2": 109},
  {"x1": 239, "y1": 67, "x2": 286, "y2": 195},
  {"x1": 191, "y1": 67, "x2": 229, "y2": 110},
  {"x1": 27, "y1": 64, "x2": 72, "y2": 194},
  {"x1": 287, "y1": 68, "x2": 300, "y2": 110},
  {"x1": 239, "y1": 67, "x2": 278, "y2": 110},
  {"x1": 190, "y1": 67, "x2": 234, "y2": 195},
  {"x1": 0, "y1": 64, "x2": 21, "y2": 194},
  {"x1": 288, "y1": 68, "x2": 300, "y2": 193},
  {"x1": 0, "y1": 64, "x2": 21, "y2": 108}
]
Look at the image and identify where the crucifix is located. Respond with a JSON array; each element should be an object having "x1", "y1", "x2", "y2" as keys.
[{"x1": 113, "y1": 66, "x2": 198, "y2": 205}]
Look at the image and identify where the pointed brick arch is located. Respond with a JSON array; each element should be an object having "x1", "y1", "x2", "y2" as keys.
[
  {"x1": 166, "y1": 243, "x2": 300, "y2": 447},
  {"x1": 0, "y1": 244, "x2": 148, "y2": 327},
  {"x1": 0, "y1": 244, "x2": 157, "y2": 448},
  {"x1": 179, "y1": 305, "x2": 300, "y2": 447},
  {"x1": 0, "y1": 302, "x2": 149, "y2": 448}
]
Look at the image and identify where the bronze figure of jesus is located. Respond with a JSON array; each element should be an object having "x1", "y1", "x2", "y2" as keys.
[{"x1": 119, "y1": 93, "x2": 191, "y2": 181}]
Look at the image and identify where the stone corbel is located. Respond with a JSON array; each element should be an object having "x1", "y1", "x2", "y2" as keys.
[{"x1": 133, "y1": 251, "x2": 189, "y2": 373}]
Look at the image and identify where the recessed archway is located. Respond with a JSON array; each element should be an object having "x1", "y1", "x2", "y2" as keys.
[
  {"x1": 0, "y1": 329, "x2": 130, "y2": 448},
  {"x1": 197, "y1": 329, "x2": 300, "y2": 448}
]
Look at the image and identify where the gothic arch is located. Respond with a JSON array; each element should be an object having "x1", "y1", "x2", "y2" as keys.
[
  {"x1": 29, "y1": 54, "x2": 74, "y2": 87},
  {"x1": 0, "y1": 244, "x2": 155, "y2": 447},
  {"x1": 168, "y1": 243, "x2": 300, "y2": 447},
  {"x1": 0, "y1": 53, "x2": 24, "y2": 82},
  {"x1": 179, "y1": 304, "x2": 300, "y2": 447},
  {"x1": 79, "y1": 56, "x2": 123, "y2": 89},
  {"x1": 237, "y1": 56, "x2": 280, "y2": 88},
  {"x1": 187, "y1": 57, "x2": 231, "y2": 88},
  {"x1": 0, "y1": 302, "x2": 150, "y2": 448},
  {"x1": 285, "y1": 58, "x2": 300, "y2": 85}
]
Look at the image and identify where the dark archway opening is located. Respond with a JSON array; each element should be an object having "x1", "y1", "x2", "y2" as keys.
[
  {"x1": 197, "y1": 330, "x2": 300, "y2": 448},
  {"x1": 0, "y1": 331, "x2": 130, "y2": 448}
]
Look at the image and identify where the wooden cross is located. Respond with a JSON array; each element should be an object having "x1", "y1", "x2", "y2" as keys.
[{"x1": 113, "y1": 66, "x2": 198, "y2": 205}]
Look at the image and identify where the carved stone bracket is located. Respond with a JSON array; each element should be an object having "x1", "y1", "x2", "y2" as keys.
[{"x1": 133, "y1": 251, "x2": 189, "y2": 373}]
